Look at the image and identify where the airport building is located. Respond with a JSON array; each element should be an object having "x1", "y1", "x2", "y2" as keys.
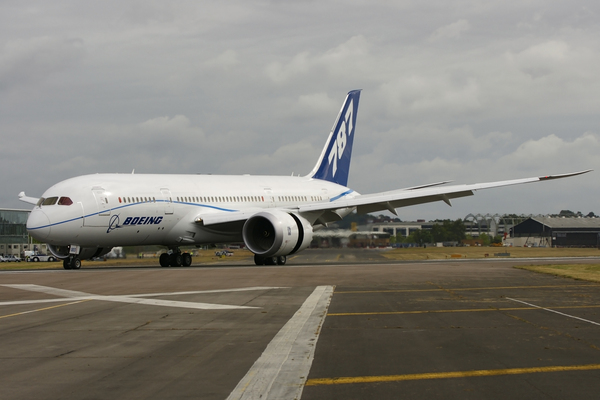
[
  {"x1": 512, "y1": 217, "x2": 600, "y2": 248},
  {"x1": 0, "y1": 208, "x2": 37, "y2": 256}
]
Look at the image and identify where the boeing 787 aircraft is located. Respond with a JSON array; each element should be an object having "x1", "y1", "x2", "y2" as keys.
[{"x1": 19, "y1": 90, "x2": 590, "y2": 269}]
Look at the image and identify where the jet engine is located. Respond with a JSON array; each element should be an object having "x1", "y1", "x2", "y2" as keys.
[
  {"x1": 48, "y1": 244, "x2": 113, "y2": 260},
  {"x1": 242, "y1": 210, "x2": 313, "y2": 257}
]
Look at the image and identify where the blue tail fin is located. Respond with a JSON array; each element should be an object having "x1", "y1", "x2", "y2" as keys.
[{"x1": 307, "y1": 90, "x2": 361, "y2": 187}]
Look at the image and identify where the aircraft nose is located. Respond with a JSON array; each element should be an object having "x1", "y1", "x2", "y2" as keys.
[{"x1": 27, "y1": 209, "x2": 51, "y2": 240}]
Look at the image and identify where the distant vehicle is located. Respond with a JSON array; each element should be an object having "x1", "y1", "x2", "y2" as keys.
[
  {"x1": 215, "y1": 250, "x2": 233, "y2": 257},
  {"x1": 28, "y1": 254, "x2": 57, "y2": 262},
  {"x1": 1, "y1": 255, "x2": 22, "y2": 262}
]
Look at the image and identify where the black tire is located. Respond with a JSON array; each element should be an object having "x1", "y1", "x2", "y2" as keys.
[
  {"x1": 70, "y1": 258, "x2": 82, "y2": 270},
  {"x1": 182, "y1": 253, "x2": 192, "y2": 267},
  {"x1": 254, "y1": 254, "x2": 265, "y2": 265},
  {"x1": 48, "y1": 257, "x2": 56, "y2": 262},
  {"x1": 170, "y1": 253, "x2": 183, "y2": 267},
  {"x1": 32, "y1": 257, "x2": 39, "y2": 262},
  {"x1": 63, "y1": 259, "x2": 72, "y2": 270},
  {"x1": 159, "y1": 253, "x2": 170, "y2": 267},
  {"x1": 277, "y1": 255, "x2": 287, "y2": 265},
  {"x1": 264, "y1": 257, "x2": 277, "y2": 266}
]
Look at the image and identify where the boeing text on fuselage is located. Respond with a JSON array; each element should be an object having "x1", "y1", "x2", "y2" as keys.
[{"x1": 18, "y1": 90, "x2": 591, "y2": 269}]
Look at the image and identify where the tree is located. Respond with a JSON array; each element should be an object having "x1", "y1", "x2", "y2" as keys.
[
  {"x1": 429, "y1": 219, "x2": 466, "y2": 242},
  {"x1": 407, "y1": 229, "x2": 433, "y2": 246},
  {"x1": 479, "y1": 233, "x2": 491, "y2": 246}
]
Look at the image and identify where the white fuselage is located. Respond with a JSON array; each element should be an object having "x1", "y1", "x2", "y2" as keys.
[{"x1": 27, "y1": 173, "x2": 356, "y2": 248}]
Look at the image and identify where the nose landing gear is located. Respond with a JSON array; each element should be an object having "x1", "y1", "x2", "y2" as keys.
[{"x1": 63, "y1": 256, "x2": 81, "y2": 270}]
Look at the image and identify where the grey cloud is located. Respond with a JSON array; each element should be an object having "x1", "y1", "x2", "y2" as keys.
[
  {"x1": 1, "y1": 0, "x2": 598, "y2": 220},
  {"x1": 0, "y1": 37, "x2": 85, "y2": 91}
]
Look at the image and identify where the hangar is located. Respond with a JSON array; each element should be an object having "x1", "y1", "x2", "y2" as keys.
[{"x1": 512, "y1": 217, "x2": 600, "y2": 248}]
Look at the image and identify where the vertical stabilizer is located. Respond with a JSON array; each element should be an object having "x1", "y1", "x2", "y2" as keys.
[{"x1": 307, "y1": 90, "x2": 361, "y2": 187}]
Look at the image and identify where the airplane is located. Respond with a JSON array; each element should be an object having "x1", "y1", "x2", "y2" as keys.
[{"x1": 18, "y1": 90, "x2": 591, "y2": 270}]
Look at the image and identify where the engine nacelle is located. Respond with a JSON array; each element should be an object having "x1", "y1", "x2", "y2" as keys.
[
  {"x1": 48, "y1": 244, "x2": 113, "y2": 260},
  {"x1": 242, "y1": 210, "x2": 313, "y2": 257}
]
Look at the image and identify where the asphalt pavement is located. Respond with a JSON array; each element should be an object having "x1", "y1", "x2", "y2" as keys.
[{"x1": 1, "y1": 250, "x2": 599, "y2": 399}]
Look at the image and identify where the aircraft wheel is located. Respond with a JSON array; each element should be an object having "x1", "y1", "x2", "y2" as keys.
[
  {"x1": 170, "y1": 253, "x2": 183, "y2": 267},
  {"x1": 182, "y1": 253, "x2": 192, "y2": 267},
  {"x1": 63, "y1": 259, "x2": 72, "y2": 270},
  {"x1": 254, "y1": 255, "x2": 265, "y2": 265},
  {"x1": 159, "y1": 253, "x2": 170, "y2": 267},
  {"x1": 264, "y1": 257, "x2": 277, "y2": 266},
  {"x1": 277, "y1": 256, "x2": 287, "y2": 265},
  {"x1": 70, "y1": 258, "x2": 81, "y2": 270}
]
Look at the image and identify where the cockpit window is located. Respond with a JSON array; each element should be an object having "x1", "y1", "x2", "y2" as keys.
[
  {"x1": 36, "y1": 198, "x2": 45, "y2": 207},
  {"x1": 58, "y1": 197, "x2": 73, "y2": 206},
  {"x1": 41, "y1": 197, "x2": 58, "y2": 206}
]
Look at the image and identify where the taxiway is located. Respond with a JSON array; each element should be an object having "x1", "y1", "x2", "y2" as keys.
[{"x1": 1, "y1": 251, "x2": 599, "y2": 399}]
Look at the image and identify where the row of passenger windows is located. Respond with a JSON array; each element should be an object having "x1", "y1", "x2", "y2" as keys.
[
  {"x1": 178, "y1": 195, "x2": 264, "y2": 203},
  {"x1": 38, "y1": 194, "x2": 327, "y2": 208},
  {"x1": 175, "y1": 195, "x2": 325, "y2": 203},
  {"x1": 117, "y1": 195, "x2": 326, "y2": 204},
  {"x1": 119, "y1": 197, "x2": 155, "y2": 204}
]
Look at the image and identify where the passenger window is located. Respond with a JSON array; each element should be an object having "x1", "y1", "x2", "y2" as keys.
[{"x1": 58, "y1": 197, "x2": 73, "y2": 206}]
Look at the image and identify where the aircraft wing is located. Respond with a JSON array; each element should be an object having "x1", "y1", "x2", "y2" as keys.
[
  {"x1": 299, "y1": 170, "x2": 592, "y2": 216},
  {"x1": 195, "y1": 208, "x2": 265, "y2": 226},
  {"x1": 195, "y1": 170, "x2": 590, "y2": 226}
]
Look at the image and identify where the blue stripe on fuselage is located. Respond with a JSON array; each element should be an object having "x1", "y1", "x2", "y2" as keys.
[
  {"x1": 27, "y1": 201, "x2": 238, "y2": 230},
  {"x1": 329, "y1": 189, "x2": 354, "y2": 202}
]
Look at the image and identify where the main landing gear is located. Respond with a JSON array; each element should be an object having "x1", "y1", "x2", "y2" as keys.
[
  {"x1": 254, "y1": 255, "x2": 287, "y2": 266},
  {"x1": 63, "y1": 256, "x2": 81, "y2": 270},
  {"x1": 159, "y1": 248, "x2": 192, "y2": 267}
]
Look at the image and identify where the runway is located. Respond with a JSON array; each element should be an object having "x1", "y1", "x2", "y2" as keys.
[{"x1": 1, "y1": 252, "x2": 600, "y2": 399}]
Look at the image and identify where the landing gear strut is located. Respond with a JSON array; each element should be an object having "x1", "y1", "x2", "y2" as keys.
[
  {"x1": 63, "y1": 256, "x2": 81, "y2": 270},
  {"x1": 160, "y1": 248, "x2": 192, "y2": 267}
]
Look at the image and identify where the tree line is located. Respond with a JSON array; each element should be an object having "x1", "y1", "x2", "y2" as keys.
[{"x1": 391, "y1": 219, "x2": 467, "y2": 246}]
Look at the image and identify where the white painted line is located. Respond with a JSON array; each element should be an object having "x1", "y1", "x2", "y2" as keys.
[
  {"x1": 227, "y1": 285, "x2": 334, "y2": 400},
  {"x1": 125, "y1": 287, "x2": 289, "y2": 298},
  {"x1": 506, "y1": 297, "x2": 600, "y2": 326},
  {"x1": 3, "y1": 284, "x2": 91, "y2": 298},
  {"x1": 0, "y1": 285, "x2": 287, "y2": 310}
]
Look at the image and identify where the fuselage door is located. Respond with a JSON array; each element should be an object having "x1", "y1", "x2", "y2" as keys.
[
  {"x1": 263, "y1": 188, "x2": 275, "y2": 208},
  {"x1": 160, "y1": 188, "x2": 174, "y2": 215},
  {"x1": 92, "y1": 187, "x2": 111, "y2": 217}
]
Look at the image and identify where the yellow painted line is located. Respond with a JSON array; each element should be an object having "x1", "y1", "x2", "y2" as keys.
[
  {"x1": 328, "y1": 307, "x2": 532, "y2": 316},
  {"x1": 0, "y1": 299, "x2": 91, "y2": 319},
  {"x1": 305, "y1": 363, "x2": 600, "y2": 386},
  {"x1": 335, "y1": 284, "x2": 600, "y2": 294},
  {"x1": 328, "y1": 304, "x2": 600, "y2": 316}
]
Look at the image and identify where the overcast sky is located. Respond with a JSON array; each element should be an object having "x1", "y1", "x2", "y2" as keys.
[{"x1": 1, "y1": 1, "x2": 598, "y2": 221}]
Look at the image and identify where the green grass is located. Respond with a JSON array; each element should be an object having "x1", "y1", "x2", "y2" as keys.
[
  {"x1": 381, "y1": 246, "x2": 600, "y2": 261},
  {"x1": 0, "y1": 249, "x2": 254, "y2": 270},
  {"x1": 516, "y1": 264, "x2": 600, "y2": 283}
]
